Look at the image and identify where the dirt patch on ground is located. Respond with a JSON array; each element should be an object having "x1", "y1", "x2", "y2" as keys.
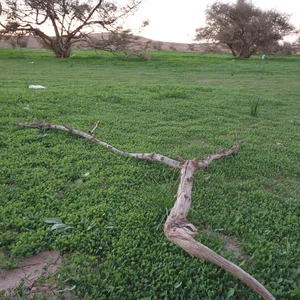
[
  {"x1": 201, "y1": 229, "x2": 247, "y2": 260},
  {"x1": 222, "y1": 234, "x2": 247, "y2": 260},
  {"x1": 0, "y1": 251, "x2": 61, "y2": 298}
]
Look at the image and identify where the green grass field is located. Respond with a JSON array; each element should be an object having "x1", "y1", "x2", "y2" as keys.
[{"x1": 0, "y1": 48, "x2": 299, "y2": 299}]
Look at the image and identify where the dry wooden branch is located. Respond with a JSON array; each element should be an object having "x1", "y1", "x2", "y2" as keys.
[
  {"x1": 164, "y1": 159, "x2": 275, "y2": 300},
  {"x1": 15, "y1": 121, "x2": 181, "y2": 169},
  {"x1": 15, "y1": 120, "x2": 275, "y2": 299},
  {"x1": 89, "y1": 121, "x2": 99, "y2": 135}
]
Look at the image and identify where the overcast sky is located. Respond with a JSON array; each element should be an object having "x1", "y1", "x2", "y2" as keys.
[{"x1": 124, "y1": 0, "x2": 300, "y2": 43}]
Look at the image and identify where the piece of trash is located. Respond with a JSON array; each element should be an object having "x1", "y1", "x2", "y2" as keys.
[
  {"x1": 262, "y1": 54, "x2": 266, "y2": 60},
  {"x1": 29, "y1": 61, "x2": 34, "y2": 64},
  {"x1": 23, "y1": 106, "x2": 30, "y2": 110},
  {"x1": 28, "y1": 85, "x2": 46, "y2": 89},
  {"x1": 276, "y1": 142, "x2": 283, "y2": 146},
  {"x1": 83, "y1": 172, "x2": 90, "y2": 177}
]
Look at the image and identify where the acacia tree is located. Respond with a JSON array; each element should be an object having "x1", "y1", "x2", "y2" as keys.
[
  {"x1": 195, "y1": 0, "x2": 294, "y2": 58},
  {"x1": 0, "y1": 0, "x2": 141, "y2": 58}
]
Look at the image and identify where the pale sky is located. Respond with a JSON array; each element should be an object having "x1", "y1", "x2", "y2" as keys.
[{"x1": 124, "y1": 0, "x2": 300, "y2": 43}]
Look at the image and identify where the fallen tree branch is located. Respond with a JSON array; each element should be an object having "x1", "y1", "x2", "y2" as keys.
[
  {"x1": 15, "y1": 121, "x2": 181, "y2": 168},
  {"x1": 164, "y1": 159, "x2": 275, "y2": 300},
  {"x1": 15, "y1": 120, "x2": 275, "y2": 299}
]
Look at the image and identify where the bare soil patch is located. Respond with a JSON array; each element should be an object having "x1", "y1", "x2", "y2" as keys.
[
  {"x1": 201, "y1": 228, "x2": 247, "y2": 260},
  {"x1": 0, "y1": 251, "x2": 61, "y2": 298}
]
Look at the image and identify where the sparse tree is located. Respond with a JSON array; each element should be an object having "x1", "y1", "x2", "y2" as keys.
[
  {"x1": 5, "y1": 33, "x2": 28, "y2": 48},
  {"x1": 86, "y1": 19, "x2": 149, "y2": 58},
  {"x1": 278, "y1": 41, "x2": 293, "y2": 55},
  {"x1": 188, "y1": 43, "x2": 195, "y2": 51},
  {"x1": 0, "y1": 0, "x2": 142, "y2": 58},
  {"x1": 152, "y1": 41, "x2": 162, "y2": 51},
  {"x1": 195, "y1": 0, "x2": 295, "y2": 58},
  {"x1": 294, "y1": 35, "x2": 300, "y2": 47}
]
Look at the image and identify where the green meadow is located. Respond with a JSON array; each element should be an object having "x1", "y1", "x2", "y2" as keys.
[{"x1": 0, "y1": 48, "x2": 299, "y2": 299}]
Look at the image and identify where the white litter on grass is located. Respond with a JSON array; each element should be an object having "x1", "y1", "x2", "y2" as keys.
[{"x1": 29, "y1": 85, "x2": 46, "y2": 89}]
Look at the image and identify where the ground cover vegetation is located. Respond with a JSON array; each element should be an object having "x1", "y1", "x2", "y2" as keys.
[{"x1": 0, "y1": 48, "x2": 299, "y2": 299}]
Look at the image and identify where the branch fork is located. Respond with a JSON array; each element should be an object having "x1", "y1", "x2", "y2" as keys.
[{"x1": 14, "y1": 121, "x2": 275, "y2": 299}]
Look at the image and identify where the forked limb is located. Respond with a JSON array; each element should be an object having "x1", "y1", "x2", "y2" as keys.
[{"x1": 15, "y1": 121, "x2": 275, "y2": 299}]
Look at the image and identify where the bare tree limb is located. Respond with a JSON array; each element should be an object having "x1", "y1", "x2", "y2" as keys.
[
  {"x1": 89, "y1": 121, "x2": 99, "y2": 135},
  {"x1": 14, "y1": 120, "x2": 275, "y2": 299},
  {"x1": 15, "y1": 121, "x2": 181, "y2": 168},
  {"x1": 164, "y1": 159, "x2": 275, "y2": 300}
]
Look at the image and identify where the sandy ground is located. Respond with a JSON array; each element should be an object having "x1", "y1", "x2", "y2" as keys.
[
  {"x1": 0, "y1": 233, "x2": 245, "y2": 298},
  {"x1": 0, "y1": 251, "x2": 61, "y2": 298}
]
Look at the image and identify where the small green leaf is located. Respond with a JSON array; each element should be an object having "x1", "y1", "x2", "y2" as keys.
[
  {"x1": 87, "y1": 222, "x2": 97, "y2": 231},
  {"x1": 44, "y1": 217, "x2": 62, "y2": 224},
  {"x1": 62, "y1": 232, "x2": 73, "y2": 237},
  {"x1": 51, "y1": 223, "x2": 73, "y2": 231},
  {"x1": 227, "y1": 288, "x2": 235, "y2": 298},
  {"x1": 14, "y1": 281, "x2": 24, "y2": 291},
  {"x1": 57, "y1": 285, "x2": 76, "y2": 292},
  {"x1": 174, "y1": 282, "x2": 182, "y2": 289}
]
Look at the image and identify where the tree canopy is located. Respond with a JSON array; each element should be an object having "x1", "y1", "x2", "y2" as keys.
[
  {"x1": 195, "y1": 0, "x2": 295, "y2": 58},
  {"x1": 0, "y1": 0, "x2": 142, "y2": 58}
]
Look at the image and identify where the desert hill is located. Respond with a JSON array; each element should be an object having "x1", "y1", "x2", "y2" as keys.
[{"x1": 0, "y1": 33, "x2": 228, "y2": 53}]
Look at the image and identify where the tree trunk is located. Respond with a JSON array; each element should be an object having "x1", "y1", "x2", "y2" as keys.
[
  {"x1": 239, "y1": 50, "x2": 251, "y2": 58},
  {"x1": 226, "y1": 43, "x2": 238, "y2": 56},
  {"x1": 51, "y1": 38, "x2": 71, "y2": 58},
  {"x1": 239, "y1": 45, "x2": 256, "y2": 58}
]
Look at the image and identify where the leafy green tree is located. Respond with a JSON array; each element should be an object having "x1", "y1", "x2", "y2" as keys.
[
  {"x1": 195, "y1": 0, "x2": 294, "y2": 58},
  {"x1": 0, "y1": 0, "x2": 141, "y2": 58}
]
